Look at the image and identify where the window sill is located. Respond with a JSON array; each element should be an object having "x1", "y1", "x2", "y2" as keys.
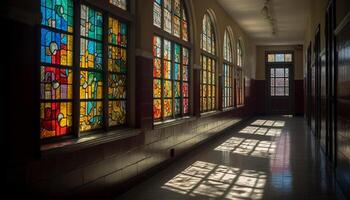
[
  {"x1": 222, "y1": 107, "x2": 235, "y2": 112},
  {"x1": 41, "y1": 128, "x2": 142, "y2": 156},
  {"x1": 236, "y1": 105, "x2": 245, "y2": 109},
  {"x1": 200, "y1": 110, "x2": 222, "y2": 118},
  {"x1": 153, "y1": 116, "x2": 196, "y2": 130}
]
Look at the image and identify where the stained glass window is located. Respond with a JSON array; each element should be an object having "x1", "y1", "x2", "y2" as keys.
[
  {"x1": 108, "y1": 17, "x2": 128, "y2": 126},
  {"x1": 200, "y1": 13, "x2": 216, "y2": 113},
  {"x1": 153, "y1": 37, "x2": 190, "y2": 121},
  {"x1": 40, "y1": 0, "x2": 74, "y2": 139},
  {"x1": 79, "y1": 5, "x2": 104, "y2": 132},
  {"x1": 236, "y1": 40, "x2": 244, "y2": 106},
  {"x1": 201, "y1": 13, "x2": 216, "y2": 55},
  {"x1": 110, "y1": 0, "x2": 127, "y2": 10},
  {"x1": 223, "y1": 29, "x2": 234, "y2": 108},
  {"x1": 40, "y1": 0, "x2": 129, "y2": 140},
  {"x1": 153, "y1": 0, "x2": 188, "y2": 41},
  {"x1": 267, "y1": 53, "x2": 293, "y2": 63},
  {"x1": 152, "y1": 0, "x2": 190, "y2": 122}
]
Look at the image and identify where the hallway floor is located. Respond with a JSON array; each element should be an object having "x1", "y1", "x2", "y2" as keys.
[{"x1": 116, "y1": 116, "x2": 341, "y2": 200}]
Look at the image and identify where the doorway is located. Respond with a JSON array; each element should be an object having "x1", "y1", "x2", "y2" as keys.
[{"x1": 266, "y1": 52, "x2": 294, "y2": 115}]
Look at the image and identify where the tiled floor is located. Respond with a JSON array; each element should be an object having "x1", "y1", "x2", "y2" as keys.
[{"x1": 116, "y1": 116, "x2": 343, "y2": 200}]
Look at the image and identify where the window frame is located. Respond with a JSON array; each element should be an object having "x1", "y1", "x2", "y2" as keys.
[
  {"x1": 235, "y1": 39, "x2": 244, "y2": 106},
  {"x1": 222, "y1": 29, "x2": 234, "y2": 109},
  {"x1": 40, "y1": 0, "x2": 133, "y2": 144},
  {"x1": 265, "y1": 51, "x2": 294, "y2": 97},
  {"x1": 152, "y1": 0, "x2": 192, "y2": 124},
  {"x1": 200, "y1": 12, "x2": 218, "y2": 114}
]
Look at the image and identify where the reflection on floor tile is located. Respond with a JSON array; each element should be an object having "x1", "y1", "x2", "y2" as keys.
[{"x1": 116, "y1": 116, "x2": 339, "y2": 200}]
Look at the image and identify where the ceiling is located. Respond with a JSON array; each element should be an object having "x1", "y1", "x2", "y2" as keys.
[{"x1": 217, "y1": 0, "x2": 311, "y2": 45}]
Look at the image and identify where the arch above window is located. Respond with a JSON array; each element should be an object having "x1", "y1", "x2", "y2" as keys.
[
  {"x1": 200, "y1": 11, "x2": 217, "y2": 113},
  {"x1": 223, "y1": 28, "x2": 234, "y2": 109},
  {"x1": 153, "y1": 0, "x2": 189, "y2": 42},
  {"x1": 223, "y1": 28, "x2": 233, "y2": 63},
  {"x1": 201, "y1": 12, "x2": 216, "y2": 55},
  {"x1": 110, "y1": 0, "x2": 128, "y2": 10}
]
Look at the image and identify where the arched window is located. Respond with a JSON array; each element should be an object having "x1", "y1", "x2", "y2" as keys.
[
  {"x1": 236, "y1": 39, "x2": 244, "y2": 106},
  {"x1": 40, "y1": 0, "x2": 130, "y2": 139},
  {"x1": 153, "y1": 0, "x2": 188, "y2": 41},
  {"x1": 153, "y1": 0, "x2": 190, "y2": 122},
  {"x1": 223, "y1": 29, "x2": 234, "y2": 108},
  {"x1": 110, "y1": 0, "x2": 127, "y2": 10},
  {"x1": 200, "y1": 12, "x2": 217, "y2": 113}
]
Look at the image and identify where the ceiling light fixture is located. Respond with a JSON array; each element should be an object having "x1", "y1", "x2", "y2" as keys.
[{"x1": 261, "y1": 0, "x2": 277, "y2": 35}]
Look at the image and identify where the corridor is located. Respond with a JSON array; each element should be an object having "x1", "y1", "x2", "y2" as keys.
[{"x1": 116, "y1": 116, "x2": 339, "y2": 200}]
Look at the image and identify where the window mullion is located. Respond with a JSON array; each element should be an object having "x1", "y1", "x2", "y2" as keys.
[
  {"x1": 73, "y1": 0, "x2": 82, "y2": 137},
  {"x1": 102, "y1": 12, "x2": 109, "y2": 132}
]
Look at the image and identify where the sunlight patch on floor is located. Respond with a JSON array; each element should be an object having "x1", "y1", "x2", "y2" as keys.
[
  {"x1": 161, "y1": 161, "x2": 267, "y2": 200},
  {"x1": 214, "y1": 137, "x2": 276, "y2": 158}
]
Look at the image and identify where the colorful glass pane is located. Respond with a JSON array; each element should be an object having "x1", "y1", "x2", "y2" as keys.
[
  {"x1": 153, "y1": 36, "x2": 162, "y2": 58},
  {"x1": 110, "y1": 0, "x2": 127, "y2": 10},
  {"x1": 153, "y1": 58, "x2": 162, "y2": 78},
  {"x1": 268, "y1": 54, "x2": 275, "y2": 62},
  {"x1": 285, "y1": 54, "x2": 292, "y2": 62},
  {"x1": 80, "y1": 101, "x2": 103, "y2": 131},
  {"x1": 153, "y1": 79, "x2": 161, "y2": 98},
  {"x1": 108, "y1": 74, "x2": 126, "y2": 99},
  {"x1": 174, "y1": 16, "x2": 181, "y2": 37},
  {"x1": 183, "y1": 82, "x2": 189, "y2": 97},
  {"x1": 153, "y1": 1, "x2": 162, "y2": 28},
  {"x1": 80, "y1": 38, "x2": 103, "y2": 70},
  {"x1": 183, "y1": 98, "x2": 189, "y2": 114},
  {"x1": 183, "y1": 47, "x2": 189, "y2": 65},
  {"x1": 108, "y1": 17, "x2": 127, "y2": 47},
  {"x1": 40, "y1": 102, "x2": 72, "y2": 138},
  {"x1": 174, "y1": 0, "x2": 181, "y2": 16},
  {"x1": 224, "y1": 30, "x2": 232, "y2": 62},
  {"x1": 109, "y1": 100, "x2": 126, "y2": 126},
  {"x1": 164, "y1": 61, "x2": 172, "y2": 79},
  {"x1": 175, "y1": 81, "x2": 181, "y2": 97},
  {"x1": 41, "y1": 66, "x2": 73, "y2": 100},
  {"x1": 41, "y1": 0, "x2": 74, "y2": 32},
  {"x1": 275, "y1": 54, "x2": 284, "y2": 62},
  {"x1": 174, "y1": 44, "x2": 181, "y2": 63},
  {"x1": 153, "y1": 99, "x2": 162, "y2": 119},
  {"x1": 182, "y1": 8, "x2": 188, "y2": 41},
  {"x1": 164, "y1": 39, "x2": 172, "y2": 60},
  {"x1": 80, "y1": 5, "x2": 103, "y2": 40},
  {"x1": 164, "y1": 99, "x2": 172, "y2": 117},
  {"x1": 183, "y1": 65, "x2": 188, "y2": 81},
  {"x1": 175, "y1": 99, "x2": 181, "y2": 115},
  {"x1": 164, "y1": 0, "x2": 172, "y2": 10},
  {"x1": 164, "y1": 80, "x2": 172, "y2": 98},
  {"x1": 174, "y1": 63, "x2": 181, "y2": 80},
  {"x1": 80, "y1": 71, "x2": 103, "y2": 99},
  {"x1": 41, "y1": 28, "x2": 73, "y2": 66},
  {"x1": 108, "y1": 46, "x2": 127, "y2": 72},
  {"x1": 164, "y1": 9, "x2": 172, "y2": 33}
]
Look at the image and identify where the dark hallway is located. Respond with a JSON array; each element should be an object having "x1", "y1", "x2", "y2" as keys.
[
  {"x1": 3, "y1": 0, "x2": 350, "y2": 199},
  {"x1": 116, "y1": 116, "x2": 342, "y2": 200}
]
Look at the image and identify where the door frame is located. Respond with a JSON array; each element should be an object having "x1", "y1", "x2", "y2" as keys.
[{"x1": 265, "y1": 51, "x2": 295, "y2": 115}]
